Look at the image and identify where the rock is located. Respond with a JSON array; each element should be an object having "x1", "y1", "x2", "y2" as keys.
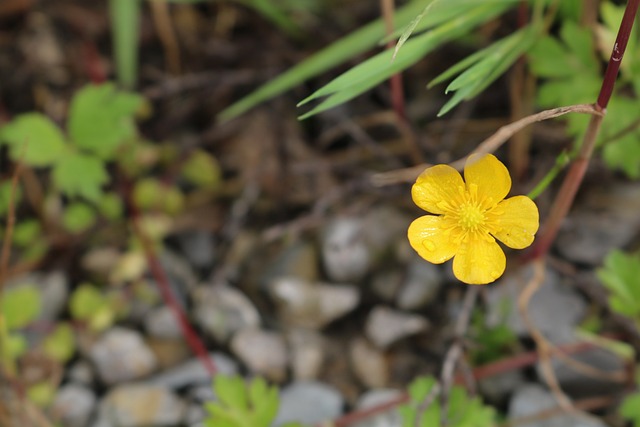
[
  {"x1": 479, "y1": 370, "x2": 526, "y2": 403},
  {"x1": 273, "y1": 381, "x2": 344, "y2": 426},
  {"x1": 556, "y1": 182, "x2": 640, "y2": 265},
  {"x1": 51, "y1": 384, "x2": 96, "y2": 427},
  {"x1": 184, "y1": 403, "x2": 207, "y2": 426},
  {"x1": 396, "y1": 258, "x2": 443, "y2": 310},
  {"x1": 269, "y1": 277, "x2": 360, "y2": 329},
  {"x1": 352, "y1": 389, "x2": 404, "y2": 427},
  {"x1": 508, "y1": 383, "x2": 608, "y2": 427},
  {"x1": 365, "y1": 306, "x2": 429, "y2": 349},
  {"x1": 177, "y1": 231, "x2": 215, "y2": 270},
  {"x1": 95, "y1": 384, "x2": 187, "y2": 427},
  {"x1": 289, "y1": 329, "x2": 325, "y2": 380},
  {"x1": 230, "y1": 328, "x2": 288, "y2": 382},
  {"x1": 535, "y1": 330, "x2": 626, "y2": 397},
  {"x1": 82, "y1": 247, "x2": 121, "y2": 277},
  {"x1": 147, "y1": 337, "x2": 191, "y2": 369},
  {"x1": 150, "y1": 352, "x2": 238, "y2": 389},
  {"x1": 144, "y1": 306, "x2": 183, "y2": 339},
  {"x1": 350, "y1": 338, "x2": 389, "y2": 388},
  {"x1": 370, "y1": 270, "x2": 403, "y2": 302},
  {"x1": 486, "y1": 265, "x2": 587, "y2": 342},
  {"x1": 66, "y1": 361, "x2": 94, "y2": 386},
  {"x1": 193, "y1": 284, "x2": 261, "y2": 342},
  {"x1": 361, "y1": 206, "x2": 411, "y2": 259},
  {"x1": 321, "y1": 217, "x2": 371, "y2": 282},
  {"x1": 261, "y1": 241, "x2": 320, "y2": 285},
  {"x1": 89, "y1": 328, "x2": 157, "y2": 385}
]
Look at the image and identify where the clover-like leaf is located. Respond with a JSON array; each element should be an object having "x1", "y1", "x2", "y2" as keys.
[
  {"x1": 2, "y1": 285, "x2": 41, "y2": 330},
  {"x1": 68, "y1": 83, "x2": 144, "y2": 159},
  {"x1": 52, "y1": 152, "x2": 109, "y2": 202},
  {"x1": 0, "y1": 113, "x2": 67, "y2": 166},
  {"x1": 598, "y1": 250, "x2": 640, "y2": 319}
]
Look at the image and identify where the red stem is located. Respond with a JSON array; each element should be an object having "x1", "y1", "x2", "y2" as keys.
[
  {"x1": 531, "y1": 0, "x2": 639, "y2": 259},
  {"x1": 126, "y1": 188, "x2": 216, "y2": 376}
]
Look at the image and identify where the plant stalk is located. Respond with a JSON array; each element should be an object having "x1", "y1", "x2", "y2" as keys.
[{"x1": 530, "y1": 0, "x2": 640, "y2": 259}]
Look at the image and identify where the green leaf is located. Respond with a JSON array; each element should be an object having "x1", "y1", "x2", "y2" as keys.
[
  {"x1": 6, "y1": 332, "x2": 28, "y2": 358},
  {"x1": 12, "y1": 219, "x2": 41, "y2": 247},
  {"x1": 181, "y1": 149, "x2": 222, "y2": 190},
  {"x1": 27, "y1": 381, "x2": 56, "y2": 407},
  {"x1": 215, "y1": 375, "x2": 249, "y2": 412},
  {"x1": 597, "y1": 250, "x2": 640, "y2": 318},
  {"x1": 217, "y1": 0, "x2": 429, "y2": 121},
  {"x1": 98, "y1": 192, "x2": 124, "y2": 220},
  {"x1": 62, "y1": 202, "x2": 96, "y2": 233},
  {"x1": 52, "y1": 152, "x2": 109, "y2": 202},
  {"x1": 0, "y1": 181, "x2": 22, "y2": 217},
  {"x1": 0, "y1": 113, "x2": 67, "y2": 166},
  {"x1": 67, "y1": 83, "x2": 144, "y2": 158},
  {"x1": 110, "y1": 0, "x2": 140, "y2": 88},
  {"x1": 2, "y1": 286, "x2": 41, "y2": 330},
  {"x1": 70, "y1": 284, "x2": 106, "y2": 321},
  {"x1": 43, "y1": 323, "x2": 75, "y2": 362},
  {"x1": 620, "y1": 392, "x2": 640, "y2": 427},
  {"x1": 205, "y1": 375, "x2": 281, "y2": 427},
  {"x1": 299, "y1": 3, "x2": 513, "y2": 119}
]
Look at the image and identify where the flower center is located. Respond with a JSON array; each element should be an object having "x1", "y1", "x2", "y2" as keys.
[{"x1": 457, "y1": 203, "x2": 485, "y2": 230}]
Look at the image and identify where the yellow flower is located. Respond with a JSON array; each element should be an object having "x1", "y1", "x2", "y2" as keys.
[{"x1": 407, "y1": 154, "x2": 539, "y2": 285}]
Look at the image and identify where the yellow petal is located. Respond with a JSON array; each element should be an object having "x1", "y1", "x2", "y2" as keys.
[
  {"x1": 408, "y1": 215, "x2": 459, "y2": 264},
  {"x1": 464, "y1": 154, "x2": 511, "y2": 207},
  {"x1": 452, "y1": 236, "x2": 505, "y2": 284},
  {"x1": 491, "y1": 196, "x2": 539, "y2": 249},
  {"x1": 412, "y1": 164, "x2": 464, "y2": 214}
]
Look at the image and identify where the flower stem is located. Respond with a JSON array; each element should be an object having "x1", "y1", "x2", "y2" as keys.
[{"x1": 530, "y1": 0, "x2": 640, "y2": 259}]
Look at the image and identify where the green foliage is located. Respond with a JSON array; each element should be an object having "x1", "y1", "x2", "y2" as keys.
[
  {"x1": 218, "y1": 0, "x2": 428, "y2": 121},
  {"x1": 62, "y1": 203, "x2": 97, "y2": 233},
  {"x1": 53, "y1": 153, "x2": 109, "y2": 202},
  {"x1": 430, "y1": 24, "x2": 539, "y2": 116},
  {"x1": 469, "y1": 308, "x2": 518, "y2": 365},
  {"x1": 1, "y1": 286, "x2": 41, "y2": 330},
  {"x1": 110, "y1": 0, "x2": 140, "y2": 88},
  {"x1": 620, "y1": 391, "x2": 640, "y2": 427},
  {"x1": 0, "y1": 113, "x2": 67, "y2": 166},
  {"x1": 43, "y1": 323, "x2": 76, "y2": 363},
  {"x1": 181, "y1": 149, "x2": 222, "y2": 190},
  {"x1": 68, "y1": 83, "x2": 144, "y2": 159},
  {"x1": 0, "y1": 181, "x2": 21, "y2": 217},
  {"x1": 70, "y1": 283, "x2": 117, "y2": 331},
  {"x1": 528, "y1": 5, "x2": 640, "y2": 178},
  {"x1": 204, "y1": 375, "x2": 305, "y2": 427},
  {"x1": 298, "y1": 1, "x2": 517, "y2": 120},
  {"x1": 399, "y1": 376, "x2": 496, "y2": 427},
  {"x1": 597, "y1": 250, "x2": 640, "y2": 320}
]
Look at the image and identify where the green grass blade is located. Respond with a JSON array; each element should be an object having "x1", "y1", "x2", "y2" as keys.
[
  {"x1": 110, "y1": 0, "x2": 140, "y2": 89},
  {"x1": 217, "y1": 0, "x2": 426, "y2": 122},
  {"x1": 298, "y1": 3, "x2": 515, "y2": 119}
]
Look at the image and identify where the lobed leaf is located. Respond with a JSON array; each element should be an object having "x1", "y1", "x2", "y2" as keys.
[{"x1": 0, "y1": 113, "x2": 67, "y2": 166}]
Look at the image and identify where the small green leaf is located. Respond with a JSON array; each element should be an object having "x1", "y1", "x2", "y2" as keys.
[
  {"x1": 12, "y1": 219, "x2": 42, "y2": 247},
  {"x1": 27, "y1": 381, "x2": 56, "y2": 407},
  {"x1": 0, "y1": 181, "x2": 22, "y2": 217},
  {"x1": 0, "y1": 113, "x2": 67, "y2": 166},
  {"x1": 215, "y1": 375, "x2": 249, "y2": 412},
  {"x1": 620, "y1": 392, "x2": 640, "y2": 427},
  {"x1": 52, "y1": 152, "x2": 108, "y2": 202},
  {"x1": 2, "y1": 286, "x2": 41, "y2": 330},
  {"x1": 67, "y1": 83, "x2": 144, "y2": 159},
  {"x1": 6, "y1": 332, "x2": 28, "y2": 358},
  {"x1": 43, "y1": 323, "x2": 75, "y2": 362},
  {"x1": 62, "y1": 202, "x2": 96, "y2": 233},
  {"x1": 98, "y1": 192, "x2": 124, "y2": 220},
  {"x1": 181, "y1": 150, "x2": 222, "y2": 190},
  {"x1": 70, "y1": 284, "x2": 106, "y2": 321},
  {"x1": 597, "y1": 250, "x2": 640, "y2": 318}
]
